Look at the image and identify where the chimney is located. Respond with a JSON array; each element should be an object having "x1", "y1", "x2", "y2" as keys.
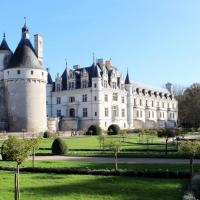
[
  {"x1": 165, "y1": 82, "x2": 174, "y2": 94},
  {"x1": 34, "y1": 34, "x2": 43, "y2": 65}
]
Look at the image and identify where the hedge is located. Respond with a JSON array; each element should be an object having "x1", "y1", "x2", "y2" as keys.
[{"x1": 0, "y1": 166, "x2": 190, "y2": 178}]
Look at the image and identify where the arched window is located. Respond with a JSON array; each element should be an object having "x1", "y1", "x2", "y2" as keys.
[{"x1": 69, "y1": 108, "x2": 75, "y2": 117}]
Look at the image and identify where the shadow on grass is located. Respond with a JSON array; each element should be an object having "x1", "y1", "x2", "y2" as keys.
[{"x1": 21, "y1": 175, "x2": 187, "y2": 200}]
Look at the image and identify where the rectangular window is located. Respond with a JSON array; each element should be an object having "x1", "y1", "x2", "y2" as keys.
[
  {"x1": 104, "y1": 80, "x2": 108, "y2": 88},
  {"x1": 146, "y1": 100, "x2": 148, "y2": 107},
  {"x1": 82, "y1": 80, "x2": 87, "y2": 88},
  {"x1": 112, "y1": 106, "x2": 118, "y2": 117},
  {"x1": 83, "y1": 108, "x2": 88, "y2": 117},
  {"x1": 94, "y1": 96, "x2": 97, "y2": 101},
  {"x1": 162, "y1": 102, "x2": 164, "y2": 108},
  {"x1": 113, "y1": 93, "x2": 118, "y2": 101},
  {"x1": 82, "y1": 94, "x2": 87, "y2": 102},
  {"x1": 140, "y1": 99, "x2": 142, "y2": 106},
  {"x1": 104, "y1": 94, "x2": 108, "y2": 102},
  {"x1": 95, "y1": 112, "x2": 97, "y2": 116},
  {"x1": 152, "y1": 101, "x2": 154, "y2": 107},
  {"x1": 121, "y1": 96, "x2": 125, "y2": 103},
  {"x1": 69, "y1": 96, "x2": 75, "y2": 102},
  {"x1": 134, "y1": 98, "x2": 136, "y2": 106},
  {"x1": 122, "y1": 109, "x2": 125, "y2": 117},
  {"x1": 17, "y1": 70, "x2": 21, "y2": 74},
  {"x1": 31, "y1": 70, "x2": 34, "y2": 75},
  {"x1": 105, "y1": 108, "x2": 109, "y2": 117},
  {"x1": 94, "y1": 83, "x2": 97, "y2": 88},
  {"x1": 57, "y1": 110, "x2": 61, "y2": 117},
  {"x1": 137, "y1": 110, "x2": 139, "y2": 118},
  {"x1": 56, "y1": 97, "x2": 61, "y2": 104}
]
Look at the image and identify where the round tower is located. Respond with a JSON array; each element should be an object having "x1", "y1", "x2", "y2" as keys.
[{"x1": 4, "y1": 24, "x2": 47, "y2": 132}]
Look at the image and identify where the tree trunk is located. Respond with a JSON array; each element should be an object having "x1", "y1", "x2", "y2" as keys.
[
  {"x1": 165, "y1": 138, "x2": 168, "y2": 154},
  {"x1": 190, "y1": 157, "x2": 194, "y2": 178},
  {"x1": 15, "y1": 173, "x2": 17, "y2": 200},
  {"x1": 17, "y1": 164, "x2": 20, "y2": 200},
  {"x1": 115, "y1": 152, "x2": 118, "y2": 171},
  {"x1": 32, "y1": 148, "x2": 35, "y2": 168}
]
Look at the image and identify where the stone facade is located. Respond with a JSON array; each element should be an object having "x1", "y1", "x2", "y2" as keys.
[{"x1": 47, "y1": 59, "x2": 178, "y2": 131}]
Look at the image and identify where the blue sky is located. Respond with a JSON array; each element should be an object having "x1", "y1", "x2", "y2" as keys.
[{"x1": 1, "y1": 0, "x2": 200, "y2": 87}]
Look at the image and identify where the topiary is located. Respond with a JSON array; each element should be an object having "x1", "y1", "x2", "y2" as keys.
[
  {"x1": 43, "y1": 131, "x2": 51, "y2": 138},
  {"x1": 86, "y1": 125, "x2": 102, "y2": 135},
  {"x1": 107, "y1": 124, "x2": 120, "y2": 135},
  {"x1": 51, "y1": 138, "x2": 68, "y2": 155}
]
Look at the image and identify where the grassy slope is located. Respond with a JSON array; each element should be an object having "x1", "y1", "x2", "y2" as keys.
[{"x1": 0, "y1": 171, "x2": 188, "y2": 200}]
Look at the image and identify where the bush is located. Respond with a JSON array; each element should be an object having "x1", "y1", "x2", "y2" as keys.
[
  {"x1": 107, "y1": 124, "x2": 120, "y2": 135},
  {"x1": 182, "y1": 192, "x2": 196, "y2": 200},
  {"x1": 191, "y1": 174, "x2": 200, "y2": 199},
  {"x1": 43, "y1": 131, "x2": 51, "y2": 138},
  {"x1": 52, "y1": 138, "x2": 68, "y2": 155},
  {"x1": 1, "y1": 140, "x2": 13, "y2": 161},
  {"x1": 86, "y1": 125, "x2": 102, "y2": 135}
]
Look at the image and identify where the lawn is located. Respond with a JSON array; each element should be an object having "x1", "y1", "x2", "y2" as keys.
[
  {"x1": 36, "y1": 135, "x2": 180, "y2": 158},
  {"x1": 0, "y1": 170, "x2": 188, "y2": 200},
  {"x1": 0, "y1": 133, "x2": 199, "y2": 158}
]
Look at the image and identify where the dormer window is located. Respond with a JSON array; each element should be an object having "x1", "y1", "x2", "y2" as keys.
[
  {"x1": 82, "y1": 80, "x2": 87, "y2": 88},
  {"x1": 31, "y1": 70, "x2": 34, "y2": 75},
  {"x1": 56, "y1": 84, "x2": 61, "y2": 91},
  {"x1": 17, "y1": 70, "x2": 21, "y2": 74},
  {"x1": 69, "y1": 82, "x2": 75, "y2": 90}
]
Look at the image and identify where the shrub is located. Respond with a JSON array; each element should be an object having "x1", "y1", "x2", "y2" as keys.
[
  {"x1": 43, "y1": 131, "x2": 51, "y2": 138},
  {"x1": 1, "y1": 139, "x2": 13, "y2": 161},
  {"x1": 52, "y1": 138, "x2": 68, "y2": 155},
  {"x1": 182, "y1": 192, "x2": 196, "y2": 200},
  {"x1": 86, "y1": 125, "x2": 102, "y2": 135},
  {"x1": 107, "y1": 124, "x2": 120, "y2": 135},
  {"x1": 191, "y1": 174, "x2": 200, "y2": 199}
]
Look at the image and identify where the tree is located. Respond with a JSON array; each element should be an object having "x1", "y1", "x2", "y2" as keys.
[
  {"x1": 107, "y1": 140, "x2": 122, "y2": 170},
  {"x1": 98, "y1": 135, "x2": 106, "y2": 152},
  {"x1": 178, "y1": 83, "x2": 200, "y2": 128},
  {"x1": 157, "y1": 129, "x2": 176, "y2": 154},
  {"x1": 1, "y1": 136, "x2": 33, "y2": 200},
  {"x1": 29, "y1": 138, "x2": 40, "y2": 168},
  {"x1": 179, "y1": 140, "x2": 200, "y2": 178}
]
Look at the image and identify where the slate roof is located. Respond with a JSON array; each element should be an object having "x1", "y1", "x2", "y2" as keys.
[
  {"x1": 7, "y1": 38, "x2": 42, "y2": 69},
  {"x1": 0, "y1": 36, "x2": 12, "y2": 52},
  {"x1": 47, "y1": 72, "x2": 53, "y2": 84},
  {"x1": 125, "y1": 72, "x2": 131, "y2": 84}
]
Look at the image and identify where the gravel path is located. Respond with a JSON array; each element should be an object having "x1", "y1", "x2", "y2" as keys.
[{"x1": 33, "y1": 156, "x2": 200, "y2": 164}]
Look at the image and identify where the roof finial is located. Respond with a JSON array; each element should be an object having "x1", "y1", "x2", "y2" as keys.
[
  {"x1": 65, "y1": 58, "x2": 68, "y2": 68},
  {"x1": 93, "y1": 52, "x2": 95, "y2": 64},
  {"x1": 24, "y1": 17, "x2": 27, "y2": 25},
  {"x1": 3, "y1": 32, "x2": 5, "y2": 38}
]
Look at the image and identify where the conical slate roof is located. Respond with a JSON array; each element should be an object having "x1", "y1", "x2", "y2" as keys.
[
  {"x1": 0, "y1": 35, "x2": 12, "y2": 52},
  {"x1": 92, "y1": 64, "x2": 101, "y2": 78},
  {"x1": 7, "y1": 38, "x2": 42, "y2": 69},
  {"x1": 125, "y1": 72, "x2": 131, "y2": 84},
  {"x1": 47, "y1": 72, "x2": 53, "y2": 84}
]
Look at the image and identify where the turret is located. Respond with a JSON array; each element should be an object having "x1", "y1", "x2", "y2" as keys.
[
  {"x1": 0, "y1": 33, "x2": 12, "y2": 71},
  {"x1": 4, "y1": 23, "x2": 47, "y2": 132}
]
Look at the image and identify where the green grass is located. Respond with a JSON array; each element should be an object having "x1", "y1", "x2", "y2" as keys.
[
  {"x1": 0, "y1": 170, "x2": 188, "y2": 200},
  {"x1": 0, "y1": 160, "x2": 200, "y2": 172},
  {"x1": 35, "y1": 135, "x2": 180, "y2": 157}
]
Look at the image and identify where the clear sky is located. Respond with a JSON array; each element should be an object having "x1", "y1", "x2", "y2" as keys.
[{"x1": 1, "y1": 0, "x2": 200, "y2": 88}]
